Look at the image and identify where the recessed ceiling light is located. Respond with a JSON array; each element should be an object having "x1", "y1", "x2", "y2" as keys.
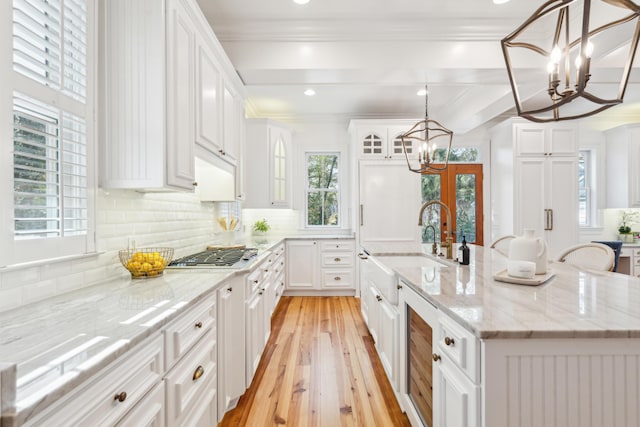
[
  {"x1": 416, "y1": 89, "x2": 427, "y2": 96},
  {"x1": 493, "y1": 0, "x2": 510, "y2": 4},
  {"x1": 293, "y1": 0, "x2": 310, "y2": 4},
  {"x1": 304, "y1": 88, "x2": 316, "y2": 96}
]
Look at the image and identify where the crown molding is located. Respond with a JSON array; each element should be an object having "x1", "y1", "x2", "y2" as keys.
[{"x1": 211, "y1": 17, "x2": 530, "y2": 43}]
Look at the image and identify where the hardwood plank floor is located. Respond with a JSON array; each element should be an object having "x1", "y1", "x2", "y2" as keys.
[{"x1": 219, "y1": 296, "x2": 411, "y2": 427}]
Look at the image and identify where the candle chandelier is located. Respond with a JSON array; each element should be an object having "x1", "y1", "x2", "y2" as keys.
[
  {"x1": 501, "y1": 0, "x2": 640, "y2": 123},
  {"x1": 400, "y1": 85, "x2": 453, "y2": 173}
]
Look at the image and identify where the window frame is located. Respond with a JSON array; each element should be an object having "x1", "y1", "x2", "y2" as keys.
[
  {"x1": 304, "y1": 152, "x2": 341, "y2": 228},
  {"x1": 0, "y1": 0, "x2": 97, "y2": 267}
]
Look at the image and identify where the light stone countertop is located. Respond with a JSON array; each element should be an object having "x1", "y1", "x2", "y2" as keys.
[
  {"x1": 0, "y1": 234, "x2": 354, "y2": 425},
  {"x1": 365, "y1": 243, "x2": 640, "y2": 340}
]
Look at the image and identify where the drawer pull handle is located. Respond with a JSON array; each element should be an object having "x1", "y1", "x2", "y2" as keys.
[
  {"x1": 253, "y1": 280, "x2": 259, "y2": 284},
  {"x1": 114, "y1": 391, "x2": 127, "y2": 403},
  {"x1": 432, "y1": 353, "x2": 441, "y2": 362},
  {"x1": 195, "y1": 322, "x2": 203, "y2": 329},
  {"x1": 334, "y1": 276, "x2": 342, "y2": 281},
  {"x1": 376, "y1": 295, "x2": 382, "y2": 302},
  {"x1": 334, "y1": 257, "x2": 341, "y2": 262},
  {"x1": 444, "y1": 336, "x2": 455, "y2": 346},
  {"x1": 397, "y1": 284, "x2": 403, "y2": 290},
  {"x1": 193, "y1": 365, "x2": 205, "y2": 381},
  {"x1": 227, "y1": 287, "x2": 233, "y2": 293}
]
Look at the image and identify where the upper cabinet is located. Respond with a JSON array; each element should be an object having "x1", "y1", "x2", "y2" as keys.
[
  {"x1": 99, "y1": 0, "x2": 245, "y2": 191},
  {"x1": 513, "y1": 122, "x2": 576, "y2": 157},
  {"x1": 605, "y1": 124, "x2": 640, "y2": 208},
  {"x1": 244, "y1": 119, "x2": 292, "y2": 208},
  {"x1": 349, "y1": 120, "x2": 419, "y2": 160}
]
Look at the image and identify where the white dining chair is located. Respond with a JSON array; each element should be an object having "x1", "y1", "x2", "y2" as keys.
[
  {"x1": 489, "y1": 235, "x2": 516, "y2": 257},
  {"x1": 556, "y1": 242, "x2": 615, "y2": 272}
]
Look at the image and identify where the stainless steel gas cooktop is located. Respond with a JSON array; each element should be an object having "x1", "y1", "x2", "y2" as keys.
[{"x1": 168, "y1": 247, "x2": 258, "y2": 268}]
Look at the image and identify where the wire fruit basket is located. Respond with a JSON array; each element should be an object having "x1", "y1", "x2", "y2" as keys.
[{"x1": 119, "y1": 247, "x2": 174, "y2": 279}]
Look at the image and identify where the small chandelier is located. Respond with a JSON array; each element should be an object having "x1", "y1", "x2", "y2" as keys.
[
  {"x1": 400, "y1": 85, "x2": 453, "y2": 173},
  {"x1": 501, "y1": 0, "x2": 640, "y2": 123}
]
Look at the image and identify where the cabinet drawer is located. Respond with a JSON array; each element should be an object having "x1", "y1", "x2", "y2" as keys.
[
  {"x1": 621, "y1": 247, "x2": 633, "y2": 257},
  {"x1": 28, "y1": 335, "x2": 164, "y2": 427},
  {"x1": 272, "y1": 254, "x2": 285, "y2": 276},
  {"x1": 321, "y1": 270, "x2": 354, "y2": 289},
  {"x1": 634, "y1": 265, "x2": 640, "y2": 278},
  {"x1": 634, "y1": 248, "x2": 640, "y2": 257},
  {"x1": 321, "y1": 253, "x2": 354, "y2": 267},
  {"x1": 437, "y1": 313, "x2": 479, "y2": 383},
  {"x1": 320, "y1": 240, "x2": 355, "y2": 252},
  {"x1": 165, "y1": 294, "x2": 216, "y2": 368},
  {"x1": 272, "y1": 243, "x2": 285, "y2": 257},
  {"x1": 247, "y1": 268, "x2": 263, "y2": 294},
  {"x1": 116, "y1": 381, "x2": 165, "y2": 427},
  {"x1": 165, "y1": 328, "x2": 217, "y2": 427}
]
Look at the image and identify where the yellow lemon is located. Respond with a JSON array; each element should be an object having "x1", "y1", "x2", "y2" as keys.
[{"x1": 141, "y1": 262, "x2": 152, "y2": 272}]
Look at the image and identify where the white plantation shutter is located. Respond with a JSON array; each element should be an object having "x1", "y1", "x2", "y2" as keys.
[{"x1": 4, "y1": 0, "x2": 94, "y2": 264}]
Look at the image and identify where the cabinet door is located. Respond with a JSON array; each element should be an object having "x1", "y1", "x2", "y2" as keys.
[
  {"x1": 246, "y1": 291, "x2": 265, "y2": 385},
  {"x1": 166, "y1": 0, "x2": 196, "y2": 190},
  {"x1": 269, "y1": 125, "x2": 291, "y2": 207},
  {"x1": 545, "y1": 157, "x2": 578, "y2": 259},
  {"x1": 286, "y1": 240, "x2": 318, "y2": 289},
  {"x1": 359, "y1": 161, "x2": 421, "y2": 246},
  {"x1": 218, "y1": 281, "x2": 245, "y2": 415},
  {"x1": 515, "y1": 126, "x2": 546, "y2": 156},
  {"x1": 357, "y1": 128, "x2": 388, "y2": 159},
  {"x1": 378, "y1": 299, "x2": 399, "y2": 392},
  {"x1": 387, "y1": 125, "x2": 417, "y2": 161},
  {"x1": 195, "y1": 39, "x2": 222, "y2": 154},
  {"x1": 367, "y1": 286, "x2": 381, "y2": 344},
  {"x1": 434, "y1": 357, "x2": 480, "y2": 427},
  {"x1": 514, "y1": 158, "x2": 546, "y2": 239},
  {"x1": 222, "y1": 83, "x2": 238, "y2": 164}
]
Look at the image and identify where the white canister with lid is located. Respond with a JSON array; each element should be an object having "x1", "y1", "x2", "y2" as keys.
[{"x1": 509, "y1": 229, "x2": 547, "y2": 274}]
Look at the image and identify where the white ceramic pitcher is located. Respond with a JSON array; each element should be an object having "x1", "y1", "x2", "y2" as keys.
[{"x1": 508, "y1": 229, "x2": 547, "y2": 274}]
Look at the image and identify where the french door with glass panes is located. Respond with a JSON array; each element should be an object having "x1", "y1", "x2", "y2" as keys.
[{"x1": 421, "y1": 164, "x2": 484, "y2": 245}]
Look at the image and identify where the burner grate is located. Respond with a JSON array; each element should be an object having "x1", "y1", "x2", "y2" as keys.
[{"x1": 169, "y1": 248, "x2": 258, "y2": 267}]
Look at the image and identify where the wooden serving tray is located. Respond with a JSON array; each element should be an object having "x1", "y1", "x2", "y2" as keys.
[
  {"x1": 206, "y1": 244, "x2": 246, "y2": 250},
  {"x1": 493, "y1": 269, "x2": 555, "y2": 286}
]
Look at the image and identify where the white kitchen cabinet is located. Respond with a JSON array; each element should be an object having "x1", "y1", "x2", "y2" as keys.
[
  {"x1": 514, "y1": 156, "x2": 578, "y2": 260},
  {"x1": 194, "y1": 36, "x2": 222, "y2": 157},
  {"x1": 24, "y1": 334, "x2": 164, "y2": 427},
  {"x1": 433, "y1": 355, "x2": 480, "y2": 427},
  {"x1": 217, "y1": 277, "x2": 245, "y2": 416},
  {"x1": 286, "y1": 239, "x2": 356, "y2": 294},
  {"x1": 286, "y1": 240, "x2": 319, "y2": 290},
  {"x1": 605, "y1": 124, "x2": 640, "y2": 208},
  {"x1": 490, "y1": 119, "x2": 578, "y2": 257},
  {"x1": 513, "y1": 122, "x2": 577, "y2": 157},
  {"x1": 246, "y1": 286, "x2": 265, "y2": 385},
  {"x1": 100, "y1": 0, "x2": 196, "y2": 191},
  {"x1": 349, "y1": 120, "x2": 419, "y2": 160},
  {"x1": 244, "y1": 119, "x2": 292, "y2": 208},
  {"x1": 164, "y1": 328, "x2": 217, "y2": 427},
  {"x1": 378, "y1": 296, "x2": 399, "y2": 390},
  {"x1": 358, "y1": 160, "x2": 421, "y2": 246}
]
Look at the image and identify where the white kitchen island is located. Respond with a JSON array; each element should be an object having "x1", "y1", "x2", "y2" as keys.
[{"x1": 363, "y1": 243, "x2": 640, "y2": 427}]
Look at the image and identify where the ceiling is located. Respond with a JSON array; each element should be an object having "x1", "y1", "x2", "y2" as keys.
[{"x1": 196, "y1": 0, "x2": 640, "y2": 134}]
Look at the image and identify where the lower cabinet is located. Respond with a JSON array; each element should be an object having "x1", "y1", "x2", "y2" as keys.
[
  {"x1": 434, "y1": 356, "x2": 480, "y2": 427},
  {"x1": 286, "y1": 239, "x2": 356, "y2": 294},
  {"x1": 24, "y1": 334, "x2": 165, "y2": 427},
  {"x1": 217, "y1": 277, "x2": 245, "y2": 416}
]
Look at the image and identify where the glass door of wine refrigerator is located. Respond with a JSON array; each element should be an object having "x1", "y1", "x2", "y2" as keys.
[{"x1": 407, "y1": 306, "x2": 434, "y2": 426}]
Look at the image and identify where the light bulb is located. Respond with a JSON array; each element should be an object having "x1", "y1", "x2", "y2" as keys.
[
  {"x1": 550, "y1": 46, "x2": 562, "y2": 64},
  {"x1": 585, "y1": 41, "x2": 594, "y2": 58},
  {"x1": 547, "y1": 62, "x2": 555, "y2": 74},
  {"x1": 575, "y1": 56, "x2": 583, "y2": 69}
]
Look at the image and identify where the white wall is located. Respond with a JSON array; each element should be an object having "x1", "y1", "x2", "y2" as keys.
[{"x1": 0, "y1": 189, "x2": 220, "y2": 312}]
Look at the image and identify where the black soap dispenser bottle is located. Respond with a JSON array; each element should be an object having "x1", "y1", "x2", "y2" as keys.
[{"x1": 460, "y1": 235, "x2": 470, "y2": 265}]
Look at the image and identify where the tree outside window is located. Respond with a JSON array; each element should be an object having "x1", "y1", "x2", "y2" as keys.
[{"x1": 306, "y1": 153, "x2": 340, "y2": 227}]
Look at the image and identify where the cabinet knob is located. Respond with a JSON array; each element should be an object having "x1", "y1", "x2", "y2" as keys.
[
  {"x1": 259, "y1": 290, "x2": 264, "y2": 295},
  {"x1": 334, "y1": 276, "x2": 342, "y2": 281},
  {"x1": 193, "y1": 365, "x2": 205, "y2": 381},
  {"x1": 444, "y1": 336, "x2": 455, "y2": 346},
  {"x1": 192, "y1": 181, "x2": 198, "y2": 187},
  {"x1": 432, "y1": 353, "x2": 441, "y2": 362},
  {"x1": 195, "y1": 321, "x2": 203, "y2": 329},
  {"x1": 397, "y1": 284, "x2": 403, "y2": 290},
  {"x1": 114, "y1": 391, "x2": 127, "y2": 403},
  {"x1": 334, "y1": 257, "x2": 341, "y2": 262},
  {"x1": 254, "y1": 280, "x2": 259, "y2": 284},
  {"x1": 227, "y1": 287, "x2": 233, "y2": 293},
  {"x1": 219, "y1": 149, "x2": 224, "y2": 154},
  {"x1": 376, "y1": 295, "x2": 382, "y2": 302}
]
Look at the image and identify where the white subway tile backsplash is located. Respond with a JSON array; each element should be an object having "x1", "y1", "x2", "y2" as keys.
[{"x1": 0, "y1": 188, "x2": 223, "y2": 312}]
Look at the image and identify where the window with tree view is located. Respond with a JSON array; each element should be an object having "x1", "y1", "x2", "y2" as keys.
[{"x1": 306, "y1": 153, "x2": 340, "y2": 227}]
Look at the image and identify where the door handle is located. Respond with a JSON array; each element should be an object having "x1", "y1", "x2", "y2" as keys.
[
  {"x1": 548, "y1": 209, "x2": 553, "y2": 231},
  {"x1": 360, "y1": 204, "x2": 364, "y2": 226}
]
